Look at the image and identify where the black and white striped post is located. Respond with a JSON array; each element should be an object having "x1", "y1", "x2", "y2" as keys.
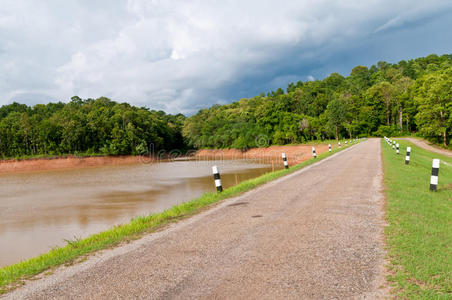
[
  {"x1": 212, "y1": 165, "x2": 223, "y2": 192},
  {"x1": 338, "y1": 141, "x2": 341, "y2": 148},
  {"x1": 396, "y1": 143, "x2": 399, "y2": 154},
  {"x1": 405, "y1": 147, "x2": 411, "y2": 165},
  {"x1": 430, "y1": 159, "x2": 440, "y2": 191},
  {"x1": 282, "y1": 153, "x2": 289, "y2": 169},
  {"x1": 345, "y1": 141, "x2": 348, "y2": 146},
  {"x1": 328, "y1": 144, "x2": 331, "y2": 152},
  {"x1": 392, "y1": 141, "x2": 395, "y2": 150},
  {"x1": 312, "y1": 147, "x2": 317, "y2": 158}
]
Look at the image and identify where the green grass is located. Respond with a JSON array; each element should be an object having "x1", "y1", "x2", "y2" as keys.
[
  {"x1": 0, "y1": 140, "x2": 360, "y2": 294},
  {"x1": 0, "y1": 152, "x2": 109, "y2": 161},
  {"x1": 382, "y1": 139, "x2": 452, "y2": 299}
]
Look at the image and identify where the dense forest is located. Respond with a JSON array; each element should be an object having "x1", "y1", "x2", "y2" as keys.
[
  {"x1": 0, "y1": 54, "x2": 451, "y2": 159},
  {"x1": 0, "y1": 97, "x2": 185, "y2": 158},
  {"x1": 183, "y1": 54, "x2": 452, "y2": 148}
]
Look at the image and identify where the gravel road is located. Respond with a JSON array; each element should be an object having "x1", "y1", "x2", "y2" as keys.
[
  {"x1": 399, "y1": 137, "x2": 452, "y2": 157},
  {"x1": 4, "y1": 139, "x2": 387, "y2": 299}
]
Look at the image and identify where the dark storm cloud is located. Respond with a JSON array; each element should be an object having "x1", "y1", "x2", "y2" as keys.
[{"x1": 0, "y1": 0, "x2": 451, "y2": 114}]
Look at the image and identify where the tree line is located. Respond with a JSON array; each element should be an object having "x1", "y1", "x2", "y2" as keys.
[
  {"x1": 183, "y1": 54, "x2": 452, "y2": 148},
  {"x1": 0, "y1": 54, "x2": 451, "y2": 159},
  {"x1": 0, "y1": 96, "x2": 185, "y2": 158}
]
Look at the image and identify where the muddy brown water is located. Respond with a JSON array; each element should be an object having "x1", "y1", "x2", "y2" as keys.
[{"x1": 0, "y1": 159, "x2": 282, "y2": 267}]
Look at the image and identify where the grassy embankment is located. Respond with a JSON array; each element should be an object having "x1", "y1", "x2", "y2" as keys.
[
  {"x1": 0, "y1": 140, "x2": 362, "y2": 294},
  {"x1": 0, "y1": 152, "x2": 108, "y2": 161},
  {"x1": 382, "y1": 139, "x2": 452, "y2": 298}
]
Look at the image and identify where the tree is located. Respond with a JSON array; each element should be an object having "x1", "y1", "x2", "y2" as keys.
[
  {"x1": 415, "y1": 69, "x2": 452, "y2": 147},
  {"x1": 327, "y1": 99, "x2": 346, "y2": 140},
  {"x1": 0, "y1": 97, "x2": 185, "y2": 158}
]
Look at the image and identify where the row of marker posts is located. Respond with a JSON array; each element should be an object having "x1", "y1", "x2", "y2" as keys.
[
  {"x1": 384, "y1": 136, "x2": 439, "y2": 191},
  {"x1": 211, "y1": 137, "x2": 365, "y2": 192}
]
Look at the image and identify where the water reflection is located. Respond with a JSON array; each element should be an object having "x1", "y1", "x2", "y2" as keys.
[{"x1": 0, "y1": 159, "x2": 282, "y2": 267}]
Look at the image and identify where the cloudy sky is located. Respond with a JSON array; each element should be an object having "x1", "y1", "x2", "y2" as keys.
[{"x1": 1, "y1": 0, "x2": 451, "y2": 114}]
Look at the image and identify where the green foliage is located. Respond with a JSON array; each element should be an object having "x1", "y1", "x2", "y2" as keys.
[
  {"x1": 183, "y1": 54, "x2": 452, "y2": 148},
  {"x1": 414, "y1": 68, "x2": 452, "y2": 147},
  {"x1": 326, "y1": 99, "x2": 346, "y2": 140},
  {"x1": 1, "y1": 54, "x2": 451, "y2": 155},
  {"x1": 0, "y1": 97, "x2": 186, "y2": 158}
]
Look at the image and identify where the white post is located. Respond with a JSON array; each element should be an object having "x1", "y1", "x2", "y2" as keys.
[
  {"x1": 282, "y1": 153, "x2": 289, "y2": 169},
  {"x1": 328, "y1": 144, "x2": 331, "y2": 152},
  {"x1": 312, "y1": 147, "x2": 317, "y2": 158},
  {"x1": 405, "y1": 147, "x2": 411, "y2": 165},
  {"x1": 212, "y1": 166, "x2": 223, "y2": 192},
  {"x1": 430, "y1": 159, "x2": 440, "y2": 191}
]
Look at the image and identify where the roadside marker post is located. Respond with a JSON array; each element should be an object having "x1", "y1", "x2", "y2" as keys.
[
  {"x1": 212, "y1": 166, "x2": 223, "y2": 192},
  {"x1": 338, "y1": 141, "x2": 341, "y2": 148},
  {"x1": 328, "y1": 144, "x2": 331, "y2": 152},
  {"x1": 282, "y1": 153, "x2": 289, "y2": 169},
  {"x1": 396, "y1": 143, "x2": 399, "y2": 154},
  {"x1": 312, "y1": 147, "x2": 317, "y2": 158},
  {"x1": 345, "y1": 141, "x2": 347, "y2": 146},
  {"x1": 430, "y1": 159, "x2": 440, "y2": 191},
  {"x1": 405, "y1": 147, "x2": 411, "y2": 165}
]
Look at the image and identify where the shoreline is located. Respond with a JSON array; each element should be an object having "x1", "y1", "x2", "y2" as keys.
[
  {"x1": 0, "y1": 155, "x2": 147, "y2": 174},
  {"x1": 194, "y1": 144, "x2": 330, "y2": 164},
  {"x1": 0, "y1": 143, "x2": 333, "y2": 174}
]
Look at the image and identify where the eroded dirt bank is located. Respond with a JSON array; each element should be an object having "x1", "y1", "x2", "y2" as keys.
[
  {"x1": 0, "y1": 155, "x2": 146, "y2": 174},
  {"x1": 0, "y1": 143, "x2": 334, "y2": 174},
  {"x1": 194, "y1": 144, "x2": 330, "y2": 164}
]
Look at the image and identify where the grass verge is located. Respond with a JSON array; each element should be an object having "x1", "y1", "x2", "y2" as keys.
[
  {"x1": 0, "y1": 141, "x2": 360, "y2": 294},
  {"x1": 382, "y1": 139, "x2": 452, "y2": 298}
]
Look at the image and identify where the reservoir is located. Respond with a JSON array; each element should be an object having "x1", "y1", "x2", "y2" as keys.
[{"x1": 0, "y1": 159, "x2": 281, "y2": 267}]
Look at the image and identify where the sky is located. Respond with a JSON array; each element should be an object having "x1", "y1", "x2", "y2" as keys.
[{"x1": 0, "y1": 0, "x2": 452, "y2": 115}]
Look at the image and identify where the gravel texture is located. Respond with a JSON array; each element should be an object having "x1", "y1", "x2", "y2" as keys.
[
  {"x1": 4, "y1": 139, "x2": 387, "y2": 300},
  {"x1": 400, "y1": 137, "x2": 451, "y2": 157}
]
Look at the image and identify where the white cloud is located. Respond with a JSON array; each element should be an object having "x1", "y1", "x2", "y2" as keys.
[{"x1": 0, "y1": 0, "x2": 451, "y2": 113}]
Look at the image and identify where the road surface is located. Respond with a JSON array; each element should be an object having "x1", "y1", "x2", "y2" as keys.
[
  {"x1": 4, "y1": 139, "x2": 387, "y2": 299},
  {"x1": 400, "y1": 137, "x2": 452, "y2": 157}
]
